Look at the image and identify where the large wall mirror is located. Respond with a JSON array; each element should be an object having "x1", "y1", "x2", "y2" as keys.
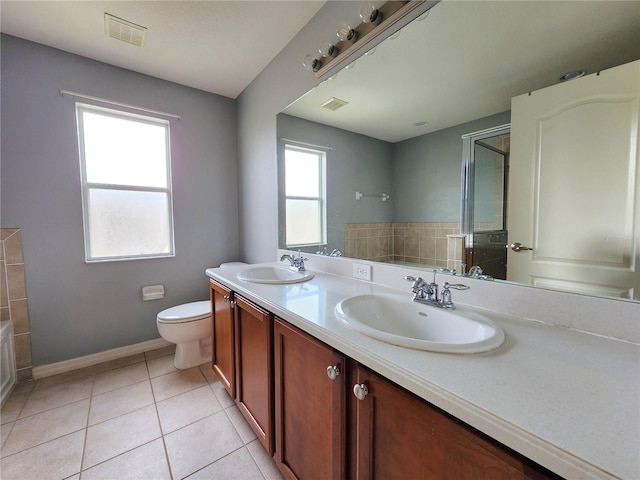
[{"x1": 277, "y1": 1, "x2": 640, "y2": 301}]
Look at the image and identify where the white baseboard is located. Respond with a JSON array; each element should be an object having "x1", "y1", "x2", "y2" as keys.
[{"x1": 32, "y1": 338, "x2": 172, "y2": 379}]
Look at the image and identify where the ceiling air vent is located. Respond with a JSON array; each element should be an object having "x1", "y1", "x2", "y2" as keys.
[
  {"x1": 104, "y1": 13, "x2": 147, "y2": 47},
  {"x1": 321, "y1": 97, "x2": 349, "y2": 111}
]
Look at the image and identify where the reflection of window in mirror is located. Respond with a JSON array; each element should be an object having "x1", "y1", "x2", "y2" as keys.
[{"x1": 284, "y1": 145, "x2": 326, "y2": 247}]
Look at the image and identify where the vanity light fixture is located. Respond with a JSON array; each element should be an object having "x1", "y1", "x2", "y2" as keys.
[
  {"x1": 558, "y1": 70, "x2": 586, "y2": 82},
  {"x1": 302, "y1": 54, "x2": 322, "y2": 72},
  {"x1": 304, "y1": 1, "x2": 431, "y2": 79},
  {"x1": 360, "y1": 2, "x2": 383, "y2": 25},
  {"x1": 337, "y1": 21, "x2": 358, "y2": 43},
  {"x1": 319, "y1": 40, "x2": 339, "y2": 58}
]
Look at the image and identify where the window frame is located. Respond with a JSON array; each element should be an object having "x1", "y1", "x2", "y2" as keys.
[
  {"x1": 284, "y1": 144, "x2": 327, "y2": 248},
  {"x1": 76, "y1": 103, "x2": 175, "y2": 263}
]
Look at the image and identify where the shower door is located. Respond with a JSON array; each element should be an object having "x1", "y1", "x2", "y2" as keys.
[{"x1": 461, "y1": 125, "x2": 510, "y2": 279}]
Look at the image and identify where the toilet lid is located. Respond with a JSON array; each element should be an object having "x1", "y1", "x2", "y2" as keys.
[{"x1": 157, "y1": 301, "x2": 211, "y2": 323}]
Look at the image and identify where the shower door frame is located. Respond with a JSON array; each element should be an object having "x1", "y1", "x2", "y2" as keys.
[{"x1": 460, "y1": 123, "x2": 511, "y2": 271}]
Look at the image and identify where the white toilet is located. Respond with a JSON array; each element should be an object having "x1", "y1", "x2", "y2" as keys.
[
  {"x1": 156, "y1": 301, "x2": 212, "y2": 369},
  {"x1": 157, "y1": 262, "x2": 247, "y2": 369}
]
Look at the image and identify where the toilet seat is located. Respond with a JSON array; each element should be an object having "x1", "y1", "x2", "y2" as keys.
[{"x1": 157, "y1": 301, "x2": 210, "y2": 324}]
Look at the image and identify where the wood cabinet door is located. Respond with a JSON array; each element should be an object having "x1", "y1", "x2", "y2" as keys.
[
  {"x1": 274, "y1": 319, "x2": 347, "y2": 480},
  {"x1": 351, "y1": 363, "x2": 554, "y2": 480},
  {"x1": 235, "y1": 295, "x2": 274, "y2": 454},
  {"x1": 210, "y1": 280, "x2": 235, "y2": 398}
]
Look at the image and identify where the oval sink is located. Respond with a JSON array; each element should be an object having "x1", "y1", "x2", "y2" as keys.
[
  {"x1": 335, "y1": 294, "x2": 504, "y2": 354},
  {"x1": 237, "y1": 266, "x2": 314, "y2": 285}
]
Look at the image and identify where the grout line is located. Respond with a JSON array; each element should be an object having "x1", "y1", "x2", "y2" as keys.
[
  {"x1": 2, "y1": 348, "x2": 281, "y2": 479},
  {"x1": 78, "y1": 373, "x2": 95, "y2": 477},
  {"x1": 147, "y1": 356, "x2": 175, "y2": 480}
]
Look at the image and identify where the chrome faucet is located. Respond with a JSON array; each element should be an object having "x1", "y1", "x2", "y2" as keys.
[
  {"x1": 404, "y1": 270, "x2": 469, "y2": 309},
  {"x1": 280, "y1": 253, "x2": 308, "y2": 272}
]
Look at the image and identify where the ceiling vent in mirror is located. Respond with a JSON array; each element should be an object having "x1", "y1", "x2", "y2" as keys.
[
  {"x1": 321, "y1": 97, "x2": 349, "y2": 111},
  {"x1": 104, "y1": 13, "x2": 147, "y2": 47}
]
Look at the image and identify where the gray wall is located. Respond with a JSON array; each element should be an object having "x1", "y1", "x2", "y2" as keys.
[
  {"x1": 1, "y1": 35, "x2": 240, "y2": 365},
  {"x1": 392, "y1": 111, "x2": 511, "y2": 222},
  {"x1": 237, "y1": 1, "x2": 424, "y2": 263},
  {"x1": 277, "y1": 114, "x2": 393, "y2": 251}
]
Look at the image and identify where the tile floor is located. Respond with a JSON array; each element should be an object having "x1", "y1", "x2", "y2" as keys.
[{"x1": 0, "y1": 346, "x2": 284, "y2": 480}]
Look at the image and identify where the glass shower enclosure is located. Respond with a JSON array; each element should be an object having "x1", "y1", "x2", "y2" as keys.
[{"x1": 461, "y1": 124, "x2": 510, "y2": 279}]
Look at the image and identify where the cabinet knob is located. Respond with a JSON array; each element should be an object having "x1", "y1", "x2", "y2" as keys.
[
  {"x1": 353, "y1": 383, "x2": 369, "y2": 401},
  {"x1": 326, "y1": 365, "x2": 340, "y2": 380},
  {"x1": 223, "y1": 295, "x2": 230, "y2": 302}
]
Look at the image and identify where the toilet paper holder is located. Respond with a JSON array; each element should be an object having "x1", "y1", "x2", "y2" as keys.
[{"x1": 142, "y1": 284, "x2": 165, "y2": 301}]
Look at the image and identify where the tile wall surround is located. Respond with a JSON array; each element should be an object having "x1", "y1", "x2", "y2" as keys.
[
  {"x1": 344, "y1": 222, "x2": 461, "y2": 268},
  {"x1": 446, "y1": 234, "x2": 466, "y2": 273},
  {"x1": 277, "y1": 249, "x2": 640, "y2": 344},
  {"x1": 0, "y1": 229, "x2": 32, "y2": 382}
]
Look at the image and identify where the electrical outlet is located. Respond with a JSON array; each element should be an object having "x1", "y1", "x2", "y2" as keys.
[{"x1": 353, "y1": 262, "x2": 372, "y2": 281}]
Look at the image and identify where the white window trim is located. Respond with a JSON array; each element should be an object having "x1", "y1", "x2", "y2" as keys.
[
  {"x1": 284, "y1": 144, "x2": 327, "y2": 248},
  {"x1": 76, "y1": 103, "x2": 175, "y2": 262}
]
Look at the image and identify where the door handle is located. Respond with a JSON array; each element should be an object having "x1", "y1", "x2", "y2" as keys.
[{"x1": 510, "y1": 242, "x2": 533, "y2": 252}]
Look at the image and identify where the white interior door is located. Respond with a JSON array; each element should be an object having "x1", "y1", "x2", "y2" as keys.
[{"x1": 507, "y1": 60, "x2": 639, "y2": 299}]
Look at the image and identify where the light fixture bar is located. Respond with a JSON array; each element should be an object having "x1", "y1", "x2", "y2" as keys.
[{"x1": 313, "y1": 1, "x2": 437, "y2": 79}]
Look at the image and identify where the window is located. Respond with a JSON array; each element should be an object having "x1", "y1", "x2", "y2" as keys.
[
  {"x1": 76, "y1": 104, "x2": 174, "y2": 262},
  {"x1": 284, "y1": 144, "x2": 326, "y2": 247}
]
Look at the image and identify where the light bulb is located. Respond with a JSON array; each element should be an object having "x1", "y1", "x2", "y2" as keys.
[
  {"x1": 302, "y1": 54, "x2": 321, "y2": 72},
  {"x1": 318, "y1": 40, "x2": 338, "y2": 58},
  {"x1": 337, "y1": 21, "x2": 358, "y2": 43},
  {"x1": 359, "y1": 2, "x2": 382, "y2": 24}
]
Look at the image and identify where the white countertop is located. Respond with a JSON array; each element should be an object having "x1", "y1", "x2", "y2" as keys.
[{"x1": 206, "y1": 264, "x2": 640, "y2": 480}]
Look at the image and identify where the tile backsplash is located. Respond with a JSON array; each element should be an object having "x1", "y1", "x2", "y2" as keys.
[{"x1": 1, "y1": 228, "x2": 33, "y2": 382}]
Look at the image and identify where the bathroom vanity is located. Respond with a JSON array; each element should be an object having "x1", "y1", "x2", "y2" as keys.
[{"x1": 206, "y1": 262, "x2": 639, "y2": 480}]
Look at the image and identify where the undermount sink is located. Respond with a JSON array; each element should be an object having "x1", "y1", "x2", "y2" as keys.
[
  {"x1": 335, "y1": 294, "x2": 504, "y2": 354},
  {"x1": 237, "y1": 266, "x2": 314, "y2": 285}
]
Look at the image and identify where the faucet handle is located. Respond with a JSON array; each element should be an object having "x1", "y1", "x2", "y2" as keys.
[
  {"x1": 440, "y1": 282, "x2": 470, "y2": 309},
  {"x1": 443, "y1": 282, "x2": 470, "y2": 291}
]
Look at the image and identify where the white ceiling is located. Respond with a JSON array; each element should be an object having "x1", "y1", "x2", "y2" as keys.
[
  {"x1": 0, "y1": 1, "x2": 326, "y2": 99},
  {"x1": 283, "y1": 1, "x2": 640, "y2": 142}
]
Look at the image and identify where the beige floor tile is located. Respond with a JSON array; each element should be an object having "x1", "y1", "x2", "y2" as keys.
[
  {"x1": 247, "y1": 439, "x2": 284, "y2": 480},
  {"x1": 151, "y1": 367, "x2": 207, "y2": 402},
  {"x1": 1, "y1": 422, "x2": 14, "y2": 447},
  {"x1": 80, "y1": 438, "x2": 171, "y2": 480},
  {"x1": 144, "y1": 344, "x2": 176, "y2": 361},
  {"x1": 147, "y1": 354, "x2": 178, "y2": 378},
  {"x1": 64, "y1": 474, "x2": 80, "y2": 480},
  {"x1": 10, "y1": 381, "x2": 35, "y2": 396},
  {"x1": 1, "y1": 399, "x2": 89, "y2": 456},
  {"x1": 186, "y1": 446, "x2": 264, "y2": 480},
  {"x1": 83, "y1": 404, "x2": 161, "y2": 469},
  {"x1": 33, "y1": 366, "x2": 93, "y2": 391},
  {"x1": 1, "y1": 394, "x2": 27, "y2": 424},
  {"x1": 92, "y1": 362, "x2": 149, "y2": 395},
  {"x1": 156, "y1": 385, "x2": 223, "y2": 434},
  {"x1": 199, "y1": 363, "x2": 217, "y2": 383},
  {"x1": 226, "y1": 405, "x2": 257, "y2": 444},
  {"x1": 0, "y1": 430, "x2": 85, "y2": 480},
  {"x1": 164, "y1": 410, "x2": 243, "y2": 479},
  {"x1": 20, "y1": 376, "x2": 93, "y2": 418},
  {"x1": 210, "y1": 380, "x2": 235, "y2": 408},
  {"x1": 89, "y1": 380, "x2": 154, "y2": 425},
  {"x1": 92, "y1": 354, "x2": 146, "y2": 375}
]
